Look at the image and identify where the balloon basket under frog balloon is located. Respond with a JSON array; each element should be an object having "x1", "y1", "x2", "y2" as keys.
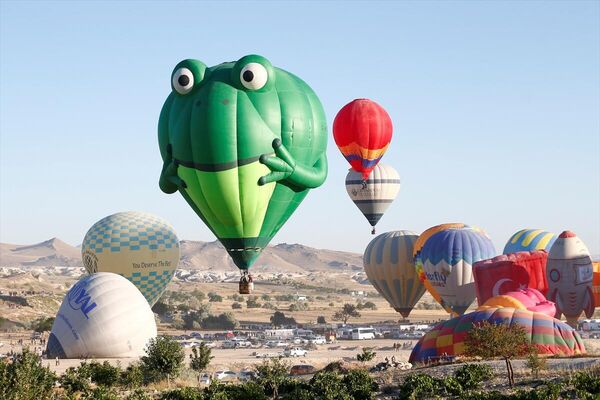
[{"x1": 239, "y1": 273, "x2": 254, "y2": 294}]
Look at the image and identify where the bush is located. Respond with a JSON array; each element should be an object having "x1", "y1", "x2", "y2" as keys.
[
  {"x1": 342, "y1": 369, "x2": 379, "y2": 400},
  {"x1": 0, "y1": 348, "x2": 57, "y2": 400},
  {"x1": 246, "y1": 297, "x2": 261, "y2": 308},
  {"x1": 88, "y1": 360, "x2": 121, "y2": 387},
  {"x1": 397, "y1": 374, "x2": 438, "y2": 400},
  {"x1": 81, "y1": 386, "x2": 119, "y2": 400},
  {"x1": 208, "y1": 292, "x2": 223, "y2": 302},
  {"x1": 60, "y1": 365, "x2": 91, "y2": 393},
  {"x1": 254, "y1": 358, "x2": 290, "y2": 399},
  {"x1": 454, "y1": 363, "x2": 493, "y2": 390},
  {"x1": 219, "y1": 382, "x2": 268, "y2": 400},
  {"x1": 120, "y1": 362, "x2": 144, "y2": 388},
  {"x1": 160, "y1": 387, "x2": 204, "y2": 400},
  {"x1": 231, "y1": 302, "x2": 243, "y2": 309},
  {"x1": 32, "y1": 317, "x2": 55, "y2": 332},
  {"x1": 201, "y1": 313, "x2": 238, "y2": 330},
  {"x1": 317, "y1": 316, "x2": 327, "y2": 324},
  {"x1": 526, "y1": 352, "x2": 547, "y2": 379},
  {"x1": 190, "y1": 343, "x2": 214, "y2": 372},
  {"x1": 141, "y1": 336, "x2": 185, "y2": 383},
  {"x1": 571, "y1": 370, "x2": 600, "y2": 398},
  {"x1": 309, "y1": 371, "x2": 352, "y2": 400},
  {"x1": 356, "y1": 348, "x2": 376, "y2": 362},
  {"x1": 126, "y1": 389, "x2": 153, "y2": 400}
]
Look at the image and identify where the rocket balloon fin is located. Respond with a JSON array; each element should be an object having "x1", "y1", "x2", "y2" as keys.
[{"x1": 584, "y1": 286, "x2": 595, "y2": 318}]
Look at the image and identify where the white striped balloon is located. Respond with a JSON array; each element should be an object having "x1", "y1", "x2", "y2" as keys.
[{"x1": 346, "y1": 163, "x2": 400, "y2": 233}]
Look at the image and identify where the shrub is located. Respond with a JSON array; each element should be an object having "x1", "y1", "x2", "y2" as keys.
[
  {"x1": 220, "y1": 382, "x2": 268, "y2": 400},
  {"x1": 160, "y1": 387, "x2": 204, "y2": 400},
  {"x1": 397, "y1": 373, "x2": 438, "y2": 400},
  {"x1": 201, "y1": 313, "x2": 238, "y2": 330},
  {"x1": 0, "y1": 348, "x2": 57, "y2": 400},
  {"x1": 342, "y1": 369, "x2": 379, "y2": 400},
  {"x1": 88, "y1": 360, "x2": 121, "y2": 387},
  {"x1": 141, "y1": 336, "x2": 185, "y2": 383},
  {"x1": 231, "y1": 302, "x2": 243, "y2": 309},
  {"x1": 454, "y1": 363, "x2": 493, "y2": 390},
  {"x1": 120, "y1": 362, "x2": 144, "y2": 388},
  {"x1": 356, "y1": 348, "x2": 376, "y2": 362},
  {"x1": 246, "y1": 297, "x2": 261, "y2": 308},
  {"x1": 525, "y1": 351, "x2": 547, "y2": 379},
  {"x1": 261, "y1": 294, "x2": 272, "y2": 301},
  {"x1": 254, "y1": 358, "x2": 290, "y2": 399},
  {"x1": 571, "y1": 370, "x2": 600, "y2": 398},
  {"x1": 317, "y1": 316, "x2": 327, "y2": 324},
  {"x1": 126, "y1": 389, "x2": 153, "y2": 400},
  {"x1": 60, "y1": 365, "x2": 91, "y2": 393},
  {"x1": 32, "y1": 317, "x2": 55, "y2": 332},
  {"x1": 208, "y1": 292, "x2": 223, "y2": 302},
  {"x1": 81, "y1": 386, "x2": 119, "y2": 400},
  {"x1": 309, "y1": 371, "x2": 352, "y2": 400},
  {"x1": 190, "y1": 343, "x2": 214, "y2": 372}
]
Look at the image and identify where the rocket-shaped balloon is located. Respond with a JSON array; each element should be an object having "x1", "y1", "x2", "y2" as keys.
[{"x1": 546, "y1": 231, "x2": 595, "y2": 327}]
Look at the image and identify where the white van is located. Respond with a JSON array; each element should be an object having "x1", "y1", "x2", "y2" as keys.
[{"x1": 351, "y1": 327, "x2": 375, "y2": 340}]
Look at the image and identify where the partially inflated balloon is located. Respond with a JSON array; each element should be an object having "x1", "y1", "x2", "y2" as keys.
[
  {"x1": 346, "y1": 164, "x2": 400, "y2": 233},
  {"x1": 593, "y1": 262, "x2": 600, "y2": 308},
  {"x1": 81, "y1": 211, "x2": 180, "y2": 306},
  {"x1": 473, "y1": 250, "x2": 549, "y2": 305},
  {"x1": 421, "y1": 226, "x2": 496, "y2": 315},
  {"x1": 158, "y1": 55, "x2": 328, "y2": 275},
  {"x1": 414, "y1": 223, "x2": 466, "y2": 315},
  {"x1": 363, "y1": 231, "x2": 425, "y2": 318},
  {"x1": 409, "y1": 307, "x2": 585, "y2": 363},
  {"x1": 333, "y1": 99, "x2": 393, "y2": 180},
  {"x1": 47, "y1": 273, "x2": 157, "y2": 359},
  {"x1": 503, "y1": 229, "x2": 557, "y2": 254}
]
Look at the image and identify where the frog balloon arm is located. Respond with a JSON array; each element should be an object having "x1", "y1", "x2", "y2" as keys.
[
  {"x1": 159, "y1": 159, "x2": 187, "y2": 194},
  {"x1": 258, "y1": 139, "x2": 327, "y2": 189}
]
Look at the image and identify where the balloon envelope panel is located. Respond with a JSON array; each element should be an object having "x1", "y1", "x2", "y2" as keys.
[
  {"x1": 81, "y1": 211, "x2": 180, "y2": 306},
  {"x1": 421, "y1": 227, "x2": 496, "y2": 315},
  {"x1": 409, "y1": 307, "x2": 585, "y2": 363},
  {"x1": 503, "y1": 229, "x2": 557, "y2": 254},
  {"x1": 346, "y1": 164, "x2": 400, "y2": 228},
  {"x1": 333, "y1": 99, "x2": 392, "y2": 179},
  {"x1": 363, "y1": 231, "x2": 424, "y2": 317},
  {"x1": 473, "y1": 250, "x2": 549, "y2": 305},
  {"x1": 47, "y1": 273, "x2": 157, "y2": 359}
]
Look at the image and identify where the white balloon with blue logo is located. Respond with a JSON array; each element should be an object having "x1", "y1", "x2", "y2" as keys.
[{"x1": 47, "y1": 272, "x2": 157, "y2": 359}]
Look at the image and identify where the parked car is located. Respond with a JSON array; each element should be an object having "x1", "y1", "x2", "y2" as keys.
[
  {"x1": 221, "y1": 340, "x2": 236, "y2": 349},
  {"x1": 238, "y1": 370, "x2": 257, "y2": 381},
  {"x1": 198, "y1": 373, "x2": 211, "y2": 385},
  {"x1": 289, "y1": 364, "x2": 316, "y2": 376},
  {"x1": 202, "y1": 341, "x2": 217, "y2": 348},
  {"x1": 309, "y1": 336, "x2": 326, "y2": 345},
  {"x1": 266, "y1": 340, "x2": 288, "y2": 348},
  {"x1": 214, "y1": 370, "x2": 237, "y2": 381},
  {"x1": 284, "y1": 347, "x2": 308, "y2": 357}
]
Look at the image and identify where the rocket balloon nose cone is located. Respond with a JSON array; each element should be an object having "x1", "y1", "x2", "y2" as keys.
[{"x1": 559, "y1": 231, "x2": 577, "y2": 238}]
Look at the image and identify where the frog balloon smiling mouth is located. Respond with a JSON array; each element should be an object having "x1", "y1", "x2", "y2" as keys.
[{"x1": 158, "y1": 55, "x2": 328, "y2": 287}]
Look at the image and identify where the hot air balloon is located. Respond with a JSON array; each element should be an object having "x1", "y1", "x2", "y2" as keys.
[
  {"x1": 363, "y1": 231, "x2": 425, "y2": 318},
  {"x1": 409, "y1": 307, "x2": 585, "y2": 364},
  {"x1": 473, "y1": 250, "x2": 549, "y2": 305},
  {"x1": 333, "y1": 99, "x2": 393, "y2": 180},
  {"x1": 420, "y1": 226, "x2": 496, "y2": 315},
  {"x1": 47, "y1": 273, "x2": 157, "y2": 359},
  {"x1": 478, "y1": 288, "x2": 556, "y2": 317},
  {"x1": 503, "y1": 229, "x2": 557, "y2": 254},
  {"x1": 593, "y1": 262, "x2": 600, "y2": 308},
  {"x1": 158, "y1": 55, "x2": 328, "y2": 293},
  {"x1": 546, "y1": 231, "x2": 594, "y2": 327},
  {"x1": 413, "y1": 223, "x2": 468, "y2": 315},
  {"x1": 346, "y1": 163, "x2": 400, "y2": 234},
  {"x1": 81, "y1": 211, "x2": 180, "y2": 306}
]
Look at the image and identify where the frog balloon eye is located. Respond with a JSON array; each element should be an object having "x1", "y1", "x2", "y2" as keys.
[
  {"x1": 172, "y1": 67, "x2": 194, "y2": 95},
  {"x1": 240, "y1": 63, "x2": 268, "y2": 90}
]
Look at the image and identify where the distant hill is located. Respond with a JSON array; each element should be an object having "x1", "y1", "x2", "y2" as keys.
[{"x1": 0, "y1": 238, "x2": 364, "y2": 273}]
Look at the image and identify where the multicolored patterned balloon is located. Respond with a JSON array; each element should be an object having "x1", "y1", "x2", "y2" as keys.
[
  {"x1": 333, "y1": 99, "x2": 393, "y2": 180},
  {"x1": 414, "y1": 223, "x2": 466, "y2": 315},
  {"x1": 81, "y1": 211, "x2": 180, "y2": 305},
  {"x1": 503, "y1": 229, "x2": 557, "y2": 254},
  {"x1": 409, "y1": 307, "x2": 586, "y2": 363},
  {"x1": 420, "y1": 226, "x2": 496, "y2": 315},
  {"x1": 363, "y1": 231, "x2": 425, "y2": 318}
]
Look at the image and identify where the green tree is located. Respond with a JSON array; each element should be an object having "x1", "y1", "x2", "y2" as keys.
[
  {"x1": 0, "y1": 348, "x2": 57, "y2": 400},
  {"x1": 254, "y1": 358, "x2": 290, "y2": 400},
  {"x1": 190, "y1": 343, "x2": 214, "y2": 372},
  {"x1": 141, "y1": 336, "x2": 185, "y2": 384},
  {"x1": 317, "y1": 316, "x2": 327, "y2": 324},
  {"x1": 120, "y1": 363, "x2": 144, "y2": 388},
  {"x1": 333, "y1": 304, "x2": 361, "y2": 325},
  {"x1": 246, "y1": 296, "x2": 262, "y2": 308},
  {"x1": 342, "y1": 369, "x2": 379, "y2": 400},
  {"x1": 232, "y1": 302, "x2": 243, "y2": 309},
  {"x1": 191, "y1": 289, "x2": 206, "y2": 302},
  {"x1": 32, "y1": 317, "x2": 54, "y2": 332},
  {"x1": 88, "y1": 360, "x2": 121, "y2": 387},
  {"x1": 464, "y1": 321, "x2": 531, "y2": 387},
  {"x1": 309, "y1": 371, "x2": 352, "y2": 400},
  {"x1": 526, "y1": 351, "x2": 547, "y2": 380},
  {"x1": 201, "y1": 313, "x2": 238, "y2": 330},
  {"x1": 152, "y1": 301, "x2": 172, "y2": 315},
  {"x1": 270, "y1": 311, "x2": 296, "y2": 327},
  {"x1": 261, "y1": 294, "x2": 272, "y2": 301}
]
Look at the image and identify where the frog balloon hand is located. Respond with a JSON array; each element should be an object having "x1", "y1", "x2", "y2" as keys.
[
  {"x1": 259, "y1": 139, "x2": 327, "y2": 189},
  {"x1": 159, "y1": 160, "x2": 187, "y2": 194}
]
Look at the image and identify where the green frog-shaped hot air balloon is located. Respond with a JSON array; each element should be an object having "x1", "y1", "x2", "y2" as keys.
[{"x1": 158, "y1": 55, "x2": 328, "y2": 292}]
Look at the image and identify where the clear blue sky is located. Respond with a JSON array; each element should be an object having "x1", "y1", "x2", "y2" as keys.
[{"x1": 1, "y1": 0, "x2": 598, "y2": 256}]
